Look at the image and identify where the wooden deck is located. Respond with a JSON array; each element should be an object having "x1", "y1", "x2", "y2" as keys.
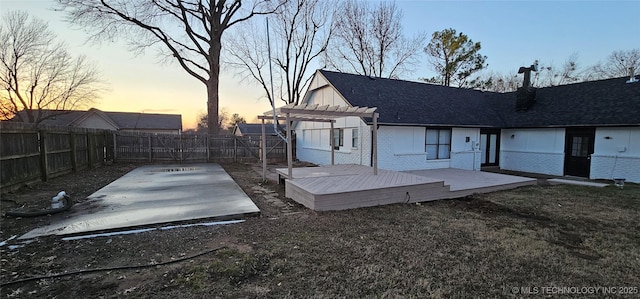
[{"x1": 277, "y1": 165, "x2": 537, "y2": 211}]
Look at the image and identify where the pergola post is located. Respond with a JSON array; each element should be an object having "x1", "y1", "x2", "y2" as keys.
[
  {"x1": 261, "y1": 118, "x2": 267, "y2": 181},
  {"x1": 259, "y1": 104, "x2": 378, "y2": 178},
  {"x1": 330, "y1": 121, "x2": 335, "y2": 165},
  {"x1": 372, "y1": 113, "x2": 378, "y2": 175},
  {"x1": 286, "y1": 112, "x2": 293, "y2": 179}
]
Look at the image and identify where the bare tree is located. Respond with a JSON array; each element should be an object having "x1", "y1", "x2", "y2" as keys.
[
  {"x1": 0, "y1": 11, "x2": 102, "y2": 123},
  {"x1": 56, "y1": 0, "x2": 280, "y2": 135},
  {"x1": 196, "y1": 107, "x2": 229, "y2": 133},
  {"x1": 424, "y1": 28, "x2": 487, "y2": 87},
  {"x1": 476, "y1": 72, "x2": 520, "y2": 92},
  {"x1": 324, "y1": 0, "x2": 426, "y2": 79},
  {"x1": 532, "y1": 53, "x2": 583, "y2": 87},
  {"x1": 588, "y1": 48, "x2": 640, "y2": 80},
  {"x1": 227, "y1": 0, "x2": 333, "y2": 106}
]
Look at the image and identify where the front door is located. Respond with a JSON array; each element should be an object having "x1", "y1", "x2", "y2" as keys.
[
  {"x1": 480, "y1": 129, "x2": 500, "y2": 166},
  {"x1": 564, "y1": 128, "x2": 595, "y2": 177}
]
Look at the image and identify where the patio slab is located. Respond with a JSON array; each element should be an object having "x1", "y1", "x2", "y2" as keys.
[{"x1": 19, "y1": 164, "x2": 259, "y2": 239}]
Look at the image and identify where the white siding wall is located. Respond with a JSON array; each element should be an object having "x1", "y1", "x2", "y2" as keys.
[
  {"x1": 500, "y1": 128, "x2": 565, "y2": 175},
  {"x1": 296, "y1": 84, "x2": 482, "y2": 172},
  {"x1": 591, "y1": 127, "x2": 640, "y2": 183},
  {"x1": 377, "y1": 127, "x2": 479, "y2": 171},
  {"x1": 295, "y1": 76, "x2": 373, "y2": 166},
  {"x1": 450, "y1": 128, "x2": 482, "y2": 171}
]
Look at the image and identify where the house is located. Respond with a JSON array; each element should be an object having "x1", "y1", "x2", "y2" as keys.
[
  {"x1": 233, "y1": 123, "x2": 278, "y2": 137},
  {"x1": 294, "y1": 69, "x2": 640, "y2": 183},
  {"x1": 11, "y1": 108, "x2": 182, "y2": 134}
]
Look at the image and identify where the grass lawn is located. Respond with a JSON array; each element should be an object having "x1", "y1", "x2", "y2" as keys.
[
  {"x1": 2, "y1": 164, "x2": 638, "y2": 298},
  {"x1": 163, "y1": 178, "x2": 640, "y2": 298}
]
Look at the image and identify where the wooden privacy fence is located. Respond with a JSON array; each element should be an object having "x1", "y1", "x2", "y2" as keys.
[
  {"x1": 1, "y1": 123, "x2": 288, "y2": 191},
  {"x1": 0, "y1": 122, "x2": 113, "y2": 191},
  {"x1": 114, "y1": 133, "x2": 288, "y2": 163}
]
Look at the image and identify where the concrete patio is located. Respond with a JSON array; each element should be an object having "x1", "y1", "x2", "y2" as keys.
[
  {"x1": 19, "y1": 164, "x2": 259, "y2": 239},
  {"x1": 277, "y1": 165, "x2": 536, "y2": 211}
]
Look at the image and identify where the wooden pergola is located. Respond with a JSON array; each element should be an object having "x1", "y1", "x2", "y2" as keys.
[{"x1": 258, "y1": 103, "x2": 379, "y2": 180}]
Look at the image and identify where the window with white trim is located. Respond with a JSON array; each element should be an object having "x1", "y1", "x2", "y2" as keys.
[
  {"x1": 333, "y1": 128, "x2": 344, "y2": 150},
  {"x1": 425, "y1": 129, "x2": 451, "y2": 159},
  {"x1": 352, "y1": 128, "x2": 359, "y2": 149}
]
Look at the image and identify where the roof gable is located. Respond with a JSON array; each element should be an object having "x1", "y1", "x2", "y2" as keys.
[{"x1": 69, "y1": 108, "x2": 119, "y2": 129}]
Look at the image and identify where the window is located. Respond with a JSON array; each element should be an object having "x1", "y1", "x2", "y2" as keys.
[
  {"x1": 333, "y1": 128, "x2": 343, "y2": 150},
  {"x1": 425, "y1": 129, "x2": 451, "y2": 160},
  {"x1": 352, "y1": 128, "x2": 359, "y2": 149}
]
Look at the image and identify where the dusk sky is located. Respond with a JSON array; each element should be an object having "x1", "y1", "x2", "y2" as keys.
[{"x1": 2, "y1": 0, "x2": 639, "y2": 129}]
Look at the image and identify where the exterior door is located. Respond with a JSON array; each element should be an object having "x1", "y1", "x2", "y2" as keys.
[
  {"x1": 564, "y1": 128, "x2": 595, "y2": 177},
  {"x1": 480, "y1": 129, "x2": 500, "y2": 166}
]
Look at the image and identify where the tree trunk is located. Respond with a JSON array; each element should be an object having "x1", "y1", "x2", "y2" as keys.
[
  {"x1": 207, "y1": 79, "x2": 219, "y2": 136},
  {"x1": 207, "y1": 32, "x2": 222, "y2": 136}
]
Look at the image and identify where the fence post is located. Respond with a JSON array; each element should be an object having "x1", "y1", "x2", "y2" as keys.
[
  {"x1": 70, "y1": 131, "x2": 78, "y2": 173},
  {"x1": 112, "y1": 132, "x2": 117, "y2": 162},
  {"x1": 148, "y1": 134, "x2": 152, "y2": 162},
  {"x1": 206, "y1": 135, "x2": 210, "y2": 162},
  {"x1": 87, "y1": 132, "x2": 95, "y2": 168},
  {"x1": 234, "y1": 137, "x2": 237, "y2": 163},
  {"x1": 38, "y1": 130, "x2": 49, "y2": 182}
]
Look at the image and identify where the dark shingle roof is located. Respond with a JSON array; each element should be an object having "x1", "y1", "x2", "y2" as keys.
[
  {"x1": 236, "y1": 123, "x2": 277, "y2": 135},
  {"x1": 11, "y1": 109, "x2": 182, "y2": 130},
  {"x1": 489, "y1": 77, "x2": 640, "y2": 127},
  {"x1": 10, "y1": 110, "x2": 86, "y2": 126},
  {"x1": 104, "y1": 111, "x2": 182, "y2": 130},
  {"x1": 319, "y1": 70, "x2": 504, "y2": 127},
  {"x1": 318, "y1": 70, "x2": 640, "y2": 128}
]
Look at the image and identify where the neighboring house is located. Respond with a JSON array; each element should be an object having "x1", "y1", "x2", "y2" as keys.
[
  {"x1": 233, "y1": 123, "x2": 277, "y2": 137},
  {"x1": 11, "y1": 108, "x2": 182, "y2": 134},
  {"x1": 294, "y1": 69, "x2": 640, "y2": 183}
]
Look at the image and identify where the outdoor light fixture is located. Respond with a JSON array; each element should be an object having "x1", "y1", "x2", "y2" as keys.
[
  {"x1": 466, "y1": 137, "x2": 470, "y2": 142},
  {"x1": 510, "y1": 134, "x2": 515, "y2": 139}
]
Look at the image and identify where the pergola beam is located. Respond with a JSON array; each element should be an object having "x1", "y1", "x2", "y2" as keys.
[{"x1": 257, "y1": 115, "x2": 335, "y2": 123}]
